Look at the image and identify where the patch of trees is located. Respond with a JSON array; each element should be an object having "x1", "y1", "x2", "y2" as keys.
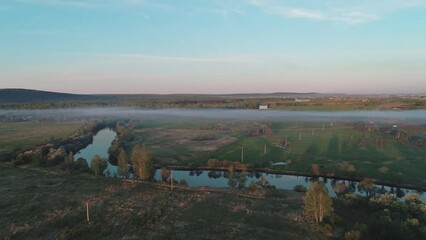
[
  {"x1": 340, "y1": 192, "x2": 426, "y2": 240},
  {"x1": 207, "y1": 158, "x2": 249, "y2": 171}
]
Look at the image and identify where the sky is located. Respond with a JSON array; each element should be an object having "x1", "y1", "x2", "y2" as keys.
[{"x1": 0, "y1": 0, "x2": 425, "y2": 94}]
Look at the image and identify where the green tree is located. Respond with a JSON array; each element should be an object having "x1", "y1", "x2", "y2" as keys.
[
  {"x1": 116, "y1": 122, "x2": 133, "y2": 141},
  {"x1": 91, "y1": 155, "x2": 107, "y2": 176},
  {"x1": 160, "y1": 167, "x2": 171, "y2": 182},
  {"x1": 131, "y1": 145, "x2": 154, "y2": 180},
  {"x1": 117, "y1": 149, "x2": 128, "y2": 178},
  {"x1": 65, "y1": 151, "x2": 74, "y2": 165},
  {"x1": 227, "y1": 164, "x2": 237, "y2": 188},
  {"x1": 359, "y1": 178, "x2": 376, "y2": 197},
  {"x1": 303, "y1": 181, "x2": 333, "y2": 224}
]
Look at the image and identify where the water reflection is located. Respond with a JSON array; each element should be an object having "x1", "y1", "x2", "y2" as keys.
[
  {"x1": 153, "y1": 170, "x2": 426, "y2": 203},
  {"x1": 73, "y1": 128, "x2": 118, "y2": 175}
]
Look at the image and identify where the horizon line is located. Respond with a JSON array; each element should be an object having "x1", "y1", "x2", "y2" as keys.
[{"x1": 1, "y1": 88, "x2": 425, "y2": 96}]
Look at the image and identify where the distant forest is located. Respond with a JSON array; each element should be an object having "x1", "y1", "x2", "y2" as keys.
[{"x1": 0, "y1": 89, "x2": 425, "y2": 110}]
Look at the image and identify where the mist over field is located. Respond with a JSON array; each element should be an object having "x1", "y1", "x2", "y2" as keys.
[{"x1": 1, "y1": 108, "x2": 426, "y2": 124}]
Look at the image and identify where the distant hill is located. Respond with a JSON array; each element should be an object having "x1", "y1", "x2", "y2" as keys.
[
  {"x1": 0, "y1": 88, "x2": 346, "y2": 104},
  {"x1": 0, "y1": 89, "x2": 94, "y2": 103}
]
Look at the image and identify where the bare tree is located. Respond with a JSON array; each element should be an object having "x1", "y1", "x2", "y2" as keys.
[
  {"x1": 303, "y1": 181, "x2": 333, "y2": 224},
  {"x1": 91, "y1": 155, "x2": 107, "y2": 176},
  {"x1": 117, "y1": 149, "x2": 128, "y2": 178},
  {"x1": 131, "y1": 145, "x2": 154, "y2": 181}
]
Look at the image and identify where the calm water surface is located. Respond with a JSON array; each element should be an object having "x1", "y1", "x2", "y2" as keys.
[
  {"x1": 154, "y1": 170, "x2": 426, "y2": 202},
  {"x1": 74, "y1": 128, "x2": 118, "y2": 174}
]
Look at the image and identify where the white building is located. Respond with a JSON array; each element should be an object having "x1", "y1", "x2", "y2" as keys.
[
  {"x1": 294, "y1": 98, "x2": 311, "y2": 103},
  {"x1": 259, "y1": 105, "x2": 268, "y2": 110}
]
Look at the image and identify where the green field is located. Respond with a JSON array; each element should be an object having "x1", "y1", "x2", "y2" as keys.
[
  {"x1": 0, "y1": 164, "x2": 324, "y2": 240},
  {"x1": 2, "y1": 117, "x2": 426, "y2": 188},
  {"x1": 125, "y1": 119, "x2": 426, "y2": 188},
  {"x1": 0, "y1": 121, "x2": 83, "y2": 159}
]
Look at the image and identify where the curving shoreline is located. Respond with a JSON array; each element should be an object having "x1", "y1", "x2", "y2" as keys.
[{"x1": 159, "y1": 165, "x2": 426, "y2": 193}]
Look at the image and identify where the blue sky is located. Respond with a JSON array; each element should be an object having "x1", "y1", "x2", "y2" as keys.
[{"x1": 0, "y1": 0, "x2": 425, "y2": 94}]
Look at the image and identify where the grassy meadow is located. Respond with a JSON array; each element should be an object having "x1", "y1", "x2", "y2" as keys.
[
  {"x1": 0, "y1": 121, "x2": 83, "y2": 159},
  {"x1": 0, "y1": 164, "x2": 323, "y2": 240},
  {"x1": 125, "y1": 118, "x2": 426, "y2": 188}
]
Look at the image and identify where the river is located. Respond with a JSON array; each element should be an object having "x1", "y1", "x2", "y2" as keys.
[
  {"x1": 73, "y1": 128, "x2": 118, "y2": 175},
  {"x1": 75, "y1": 127, "x2": 426, "y2": 202}
]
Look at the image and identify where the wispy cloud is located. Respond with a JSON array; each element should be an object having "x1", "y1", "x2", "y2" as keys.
[
  {"x1": 12, "y1": 0, "x2": 167, "y2": 9},
  {"x1": 11, "y1": 0, "x2": 246, "y2": 17},
  {"x1": 54, "y1": 52, "x2": 255, "y2": 63},
  {"x1": 13, "y1": 0, "x2": 99, "y2": 8},
  {"x1": 17, "y1": 30, "x2": 71, "y2": 35},
  {"x1": 246, "y1": 0, "x2": 426, "y2": 24}
]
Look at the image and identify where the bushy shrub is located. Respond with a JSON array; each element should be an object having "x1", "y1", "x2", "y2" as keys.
[
  {"x1": 178, "y1": 179, "x2": 188, "y2": 187},
  {"x1": 369, "y1": 193, "x2": 401, "y2": 210},
  {"x1": 293, "y1": 184, "x2": 307, "y2": 193}
]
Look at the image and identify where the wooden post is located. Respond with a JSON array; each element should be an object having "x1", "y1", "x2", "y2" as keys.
[
  {"x1": 299, "y1": 132, "x2": 302, "y2": 141},
  {"x1": 323, "y1": 124, "x2": 325, "y2": 131},
  {"x1": 171, "y1": 170, "x2": 174, "y2": 190},
  {"x1": 86, "y1": 202, "x2": 90, "y2": 224},
  {"x1": 241, "y1": 147, "x2": 244, "y2": 162},
  {"x1": 312, "y1": 129, "x2": 315, "y2": 136},
  {"x1": 264, "y1": 144, "x2": 266, "y2": 155}
]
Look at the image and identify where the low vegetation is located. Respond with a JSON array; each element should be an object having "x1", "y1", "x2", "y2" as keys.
[
  {"x1": 0, "y1": 164, "x2": 324, "y2": 240},
  {"x1": 0, "y1": 121, "x2": 83, "y2": 161}
]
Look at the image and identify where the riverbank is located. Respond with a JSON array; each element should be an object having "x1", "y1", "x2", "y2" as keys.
[{"x1": 9, "y1": 121, "x2": 116, "y2": 167}]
